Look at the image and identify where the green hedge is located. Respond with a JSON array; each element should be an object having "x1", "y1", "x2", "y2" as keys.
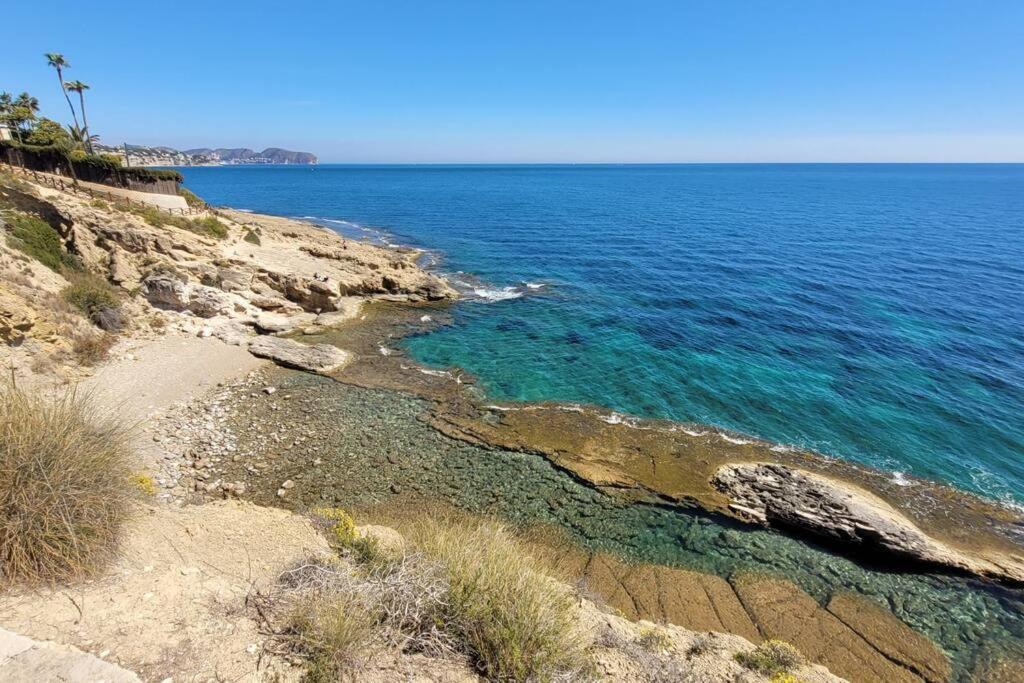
[{"x1": 0, "y1": 141, "x2": 183, "y2": 186}]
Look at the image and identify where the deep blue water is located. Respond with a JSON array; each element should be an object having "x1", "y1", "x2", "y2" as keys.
[{"x1": 178, "y1": 164, "x2": 1024, "y2": 506}]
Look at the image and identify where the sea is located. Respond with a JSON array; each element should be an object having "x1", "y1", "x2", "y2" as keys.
[{"x1": 177, "y1": 163, "x2": 1024, "y2": 507}]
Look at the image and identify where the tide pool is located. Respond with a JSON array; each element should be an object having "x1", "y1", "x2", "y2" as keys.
[{"x1": 178, "y1": 163, "x2": 1024, "y2": 506}]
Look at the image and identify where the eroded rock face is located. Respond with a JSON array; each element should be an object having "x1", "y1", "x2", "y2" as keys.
[
  {"x1": 247, "y1": 336, "x2": 350, "y2": 372},
  {"x1": 713, "y1": 463, "x2": 933, "y2": 555},
  {"x1": 714, "y1": 463, "x2": 969, "y2": 569},
  {"x1": 142, "y1": 272, "x2": 190, "y2": 311},
  {"x1": 187, "y1": 286, "x2": 230, "y2": 319}
]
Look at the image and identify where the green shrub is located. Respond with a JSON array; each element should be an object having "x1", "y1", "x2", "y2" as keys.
[
  {"x1": 243, "y1": 228, "x2": 261, "y2": 245},
  {"x1": 4, "y1": 213, "x2": 78, "y2": 272},
  {"x1": 405, "y1": 517, "x2": 588, "y2": 681},
  {"x1": 62, "y1": 273, "x2": 123, "y2": 331},
  {"x1": 99, "y1": 153, "x2": 123, "y2": 167},
  {"x1": 735, "y1": 640, "x2": 805, "y2": 676},
  {"x1": 89, "y1": 198, "x2": 108, "y2": 209},
  {"x1": 272, "y1": 515, "x2": 589, "y2": 682},
  {"x1": 124, "y1": 204, "x2": 227, "y2": 240},
  {"x1": 188, "y1": 215, "x2": 228, "y2": 239},
  {"x1": 284, "y1": 589, "x2": 378, "y2": 682},
  {"x1": 0, "y1": 383, "x2": 133, "y2": 585},
  {"x1": 178, "y1": 187, "x2": 205, "y2": 208}
]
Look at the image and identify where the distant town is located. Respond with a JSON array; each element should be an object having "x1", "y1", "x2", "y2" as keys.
[{"x1": 94, "y1": 143, "x2": 318, "y2": 167}]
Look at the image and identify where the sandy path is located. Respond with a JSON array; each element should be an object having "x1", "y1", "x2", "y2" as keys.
[{"x1": 83, "y1": 334, "x2": 266, "y2": 425}]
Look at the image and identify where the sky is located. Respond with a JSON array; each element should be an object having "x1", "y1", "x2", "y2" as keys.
[{"x1": 2, "y1": 1, "x2": 1023, "y2": 163}]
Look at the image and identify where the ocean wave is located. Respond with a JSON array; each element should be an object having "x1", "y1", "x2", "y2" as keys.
[
  {"x1": 890, "y1": 471, "x2": 915, "y2": 487},
  {"x1": 525, "y1": 282, "x2": 545, "y2": 290},
  {"x1": 417, "y1": 368, "x2": 462, "y2": 383},
  {"x1": 720, "y1": 433, "x2": 753, "y2": 445},
  {"x1": 420, "y1": 315, "x2": 433, "y2": 322},
  {"x1": 472, "y1": 287, "x2": 524, "y2": 302}
]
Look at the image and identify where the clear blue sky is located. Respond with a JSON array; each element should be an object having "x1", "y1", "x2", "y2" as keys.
[{"x1": 2, "y1": 1, "x2": 1022, "y2": 162}]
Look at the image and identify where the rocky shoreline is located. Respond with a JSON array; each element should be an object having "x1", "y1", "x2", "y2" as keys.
[{"x1": 4, "y1": 171, "x2": 1024, "y2": 680}]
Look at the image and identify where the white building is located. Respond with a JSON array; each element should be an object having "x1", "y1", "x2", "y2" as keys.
[{"x1": 0, "y1": 121, "x2": 12, "y2": 142}]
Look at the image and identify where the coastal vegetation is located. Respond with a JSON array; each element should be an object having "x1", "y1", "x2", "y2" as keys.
[
  {"x1": 269, "y1": 513, "x2": 589, "y2": 682},
  {"x1": 117, "y1": 200, "x2": 227, "y2": 238},
  {"x1": 2, "y1": 53, "x2": 183, "y2": 187},
  {"x1": 62, "y1": 272, "x2": 124, "y2": 331},
  {"x1": 736, "y1": 640, "x2": 806, "y2": 677},
  {"x1": 0, "y1": 383, "x2": 133, "y2": 585},
  {"x1": 3, "y1": 211, "x2": 78, "y2": 271}
]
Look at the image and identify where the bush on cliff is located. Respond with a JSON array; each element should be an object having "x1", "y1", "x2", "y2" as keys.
[
  {"x1": 178, "y1": 186, "x2": 206, "y2": 208},
  {"x1": 736, "y1": 639, "x2": 805, "y2": 676},
  {"x1": 123, "y1": 202, "x2": 227, "y2": 240},
  {"x1": 275, "y1": 513, "x2": 589, "y2": 682},
  {"x1": 4, "y1": 212, "x2": 79, "y2": 272},
  {"x1": 0, "y1": 383, "x2": 133, "y2": 585},
  {"x1": 62, "y1": 272, "x2": 124, "y2": 331}
]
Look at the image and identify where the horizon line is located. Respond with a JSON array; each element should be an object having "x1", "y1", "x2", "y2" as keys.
[{"x1": 169, "y1": 160, "x2": 1024, "y2": 167}]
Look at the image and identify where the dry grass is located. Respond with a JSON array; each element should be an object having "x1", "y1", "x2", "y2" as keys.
[
  {"x1": 0, "y1": 382, "x2": 134, "y2": 585},
  {"x1": 72, "y1": 331, "x2": 116, "y2": 366},
  {"x1": 282, "y1": 582, "x2": 379, "y2": 682},
  {"x1": 261, "y1": 514, "x2": 590, "y2": 682},
  {"x1": 735, "y1": 639, "x2": 805, "y2": 676},
  {"x1": 396, "y1": 516, "x2": 590, "y2": 681}
]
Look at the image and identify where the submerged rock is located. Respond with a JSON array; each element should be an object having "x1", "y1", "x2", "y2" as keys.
[{"x1": 247, "y1": 337, "x2": 350, "y2": 372}]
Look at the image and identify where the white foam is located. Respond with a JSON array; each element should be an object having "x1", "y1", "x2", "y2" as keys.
[
  {"x1": 720, "y1": 434, "x2": 753, "y2": 445},
  {"x1": 378, "y1": 346, "x2": 395, "y2": 356},
  {"x1": 472, "y1": 287, "x2": 523, "y2": 302},
  {"x1": 770, "y1": 444, "x2": 795, "y2": 453},
  {"x1": 525, "y1": 282, "x2": 545, "y2": 290},
  {"x1": 420, "y1": 315, "x2": 433, "y2": 322},
  {"x1": 682, "y1": 429, "x2": 707, "y2": 437},
  {"x1": 890, "y1": 471, "x2": 915, "y2": 487},
  {"x1": 416, "y1": 369, "x2": 464, "y2": 384},
  {"x1": 599, "y1": 412, "x2": 625, "y2": 425}
]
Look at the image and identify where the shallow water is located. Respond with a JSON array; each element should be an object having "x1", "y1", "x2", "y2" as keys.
[
  {"x1": 214, "y1": 369, "x2": 1024, "y2": 679},
  {"x1": 180, "y1": 164, "x2": 1024, "y2": 507}
]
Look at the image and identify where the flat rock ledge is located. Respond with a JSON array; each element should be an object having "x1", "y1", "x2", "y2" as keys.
[
  {"x1": 712, "y1": 462, "x2": 1024, "y2": 583},
  {"x1": 0, "y1": 628, "x2": 140, "y2": 682},
  {"x1": 247, "y1": 336, "x2": 351, "y2": 373}
]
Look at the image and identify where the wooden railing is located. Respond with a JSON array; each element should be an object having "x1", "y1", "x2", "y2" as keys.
[{"x1": 0, "y1": 162, "x2": 201, "y2": 217}]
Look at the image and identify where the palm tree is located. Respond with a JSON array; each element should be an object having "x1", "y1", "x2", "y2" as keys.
[
  {"x1": 7, "y1": 92, "x2": 40, "y2": 138},
  {"x1": 66, "y1": 124, "x2": 99, "y2": 149},
  {"x1": 45, "y1": 53, "x2": 80, "y2": 132},
  {"x1": 64, "y1": 80, "x2": 93, "y2": 153}
]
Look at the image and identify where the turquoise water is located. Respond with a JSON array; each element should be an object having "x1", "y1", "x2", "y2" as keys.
[{"x1": 178, "y1": 164, "x2": 1024, "y2": 505}]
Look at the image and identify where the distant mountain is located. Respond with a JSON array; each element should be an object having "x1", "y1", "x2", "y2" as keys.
[
  {"x1": 183, "y1": 147, "x2": 317, "y2": 164},
  {"x1": 93, "y1": 143, "x2": 318, "y2": 167}
]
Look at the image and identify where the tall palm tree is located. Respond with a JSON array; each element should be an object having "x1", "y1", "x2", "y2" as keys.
[
  {"x1": 64, "y1": 80, "x2": 93, "y2": 153},
  {"x1": 45, "y1": 53, "x2": 80, "y2": 132}
]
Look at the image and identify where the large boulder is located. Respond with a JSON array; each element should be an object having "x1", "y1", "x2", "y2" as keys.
[
  {"x1": 187, "y1": 286, "x2": 230, "y2": 318},
  {"x1": 142, "y1": 272, "x2": 189, "y2": 311},
  {"x1": 247, "y1": 337, "x2": 350, "y2": 372},
  {"x1": 711, "y1": 462, "x2": 1024, "y2": 582}
]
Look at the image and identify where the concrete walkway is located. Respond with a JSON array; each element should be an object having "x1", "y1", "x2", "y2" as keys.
[{"x1": 0, "y1": 628, "x2": 141, "y2": 682}]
